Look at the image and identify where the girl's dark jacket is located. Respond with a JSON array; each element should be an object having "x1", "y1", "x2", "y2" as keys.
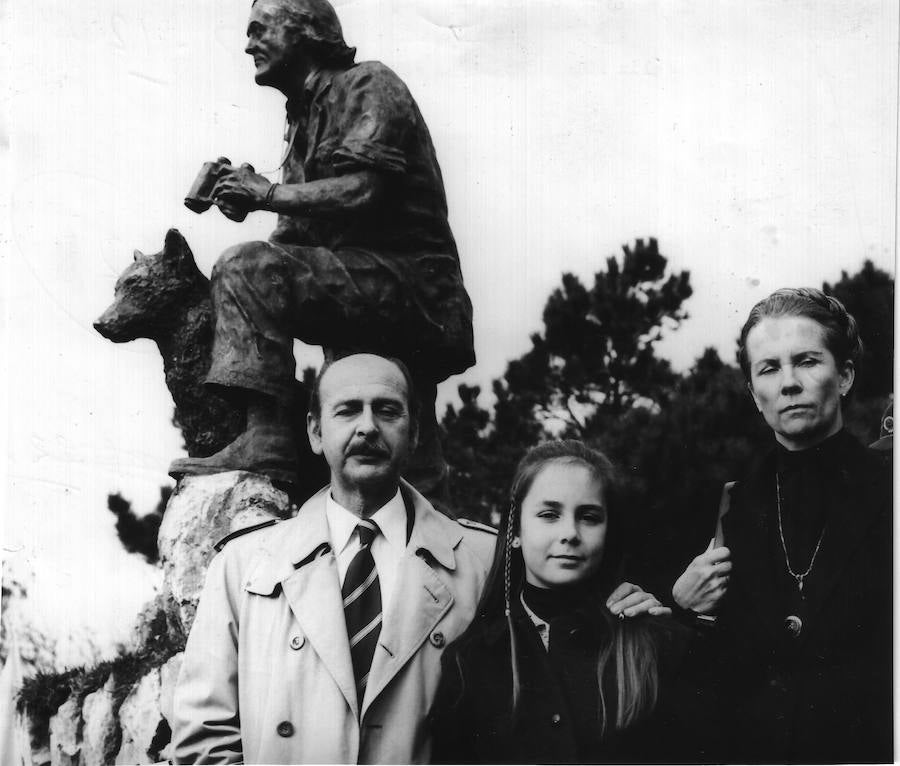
[{"x1": 428, "y1": 600, "x2": 690, "y2": 764}]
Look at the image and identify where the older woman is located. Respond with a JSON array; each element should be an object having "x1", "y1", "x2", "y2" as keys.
[{"x1": 673, "y1": 288, "x2": 892, "y2": 763}]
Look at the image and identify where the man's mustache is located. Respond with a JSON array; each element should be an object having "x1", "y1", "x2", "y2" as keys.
[{"x1": 346, "y1": 442, "x2": 390, "y2": 458}]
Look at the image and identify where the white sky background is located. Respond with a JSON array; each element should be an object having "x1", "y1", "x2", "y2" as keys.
[{"x1": 2, "y1": 0, "x2": 897, "y2": 663}]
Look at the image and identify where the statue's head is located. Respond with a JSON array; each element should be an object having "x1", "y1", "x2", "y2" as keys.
[{"x1": 247, "y1": 0, "x2": 355, "y2": 88}]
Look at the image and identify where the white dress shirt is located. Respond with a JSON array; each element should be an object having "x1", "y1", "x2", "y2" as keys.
[
  {"x1": 521, "y1": 592, "x2": 550, "y2": 651},
  {"x1": 325, "y1": 489, "x2": 408, "y2": 614}
]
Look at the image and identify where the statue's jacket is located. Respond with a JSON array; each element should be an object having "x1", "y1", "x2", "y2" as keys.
[
  {"x1": 270, "y1": 60, "x2": 475, "y2": 382},
  {"x1": 172, "y1": 481, "x2": 495, "y2": 764}
]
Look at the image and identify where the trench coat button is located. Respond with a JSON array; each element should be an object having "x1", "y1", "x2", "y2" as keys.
[
  {"x1": 290, "y1": 634, "x2": 305, "y2": 650},
  {"x1": 430, "y1": 631, "x2": 445, "y2": 648},
  {"x1": 551, "y1": 713, "x2": 562, "y2": 725},
  {"x1": 276, "y1": 721, "x2": 294, "y2": 737}
]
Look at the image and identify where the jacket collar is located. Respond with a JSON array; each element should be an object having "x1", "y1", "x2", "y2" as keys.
[
  {"x1": 482, "y1": 600, "x2": 608, "y2": 649},
  {"x1": 285, "y1": 66, "x2": 337, "y2": 122},
  {"x1": 245, "y1": 480, "x2": 462, "y2": 595},
  {"x1": 401, "y1": 481, "x2": 462, "y2": 571}
]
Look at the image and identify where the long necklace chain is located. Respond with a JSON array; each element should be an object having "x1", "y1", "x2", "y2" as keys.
[{"x1": 775, "y1": 474, "x2": 826, "y2": 595}]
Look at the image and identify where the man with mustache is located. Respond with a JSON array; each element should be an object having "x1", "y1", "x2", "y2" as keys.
[{"x1": 173, "y1": 353, "x2": 666, "y2": 763}]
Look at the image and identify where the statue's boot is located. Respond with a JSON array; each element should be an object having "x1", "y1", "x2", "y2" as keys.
[{"x1": 168, "y1": 423, "x2": 299, "y2": 486}]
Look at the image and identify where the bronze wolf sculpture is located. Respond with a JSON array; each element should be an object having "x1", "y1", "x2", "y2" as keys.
[{"x1": 95, "y1": 229, "x2": 327, "y2": 500}]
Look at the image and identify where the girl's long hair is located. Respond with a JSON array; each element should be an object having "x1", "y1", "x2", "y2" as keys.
[{"x1": 451, "y1": 439, "x2": 661, "y2": 735}]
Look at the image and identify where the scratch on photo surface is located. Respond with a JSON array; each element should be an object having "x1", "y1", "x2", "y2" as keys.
[{"x1": 128, "y1": 70, "x2": 169, "y2": 87}]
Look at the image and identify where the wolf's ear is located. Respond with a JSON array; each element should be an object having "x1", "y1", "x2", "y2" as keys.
[
  {"x1": 133, "y1": 249, "x2": 145, "y2": 261},
  {"x1": 163, "y1": 228, "x2": 197, "y2": 270}
]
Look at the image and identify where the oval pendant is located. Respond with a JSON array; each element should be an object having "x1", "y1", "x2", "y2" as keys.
[{"x1": 784, "y1": 614, "x2": 802, "y2": 638}]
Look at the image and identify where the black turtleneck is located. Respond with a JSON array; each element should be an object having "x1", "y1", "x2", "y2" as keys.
[{"x1": 522, "y1": 580, "x2": 596, "y2": 623}]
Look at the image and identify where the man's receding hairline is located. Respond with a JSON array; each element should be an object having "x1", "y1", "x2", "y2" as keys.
[{"x1": 317, "y1": 354, "x2": 411, "y2": 403}]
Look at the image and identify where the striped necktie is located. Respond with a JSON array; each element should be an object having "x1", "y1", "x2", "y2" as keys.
[{"x1": 342, "y1": 519, "x2": 382, "y2": 703}]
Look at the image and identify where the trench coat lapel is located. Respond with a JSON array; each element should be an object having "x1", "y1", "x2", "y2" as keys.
[
  {"x1": 250, "y1": 490, "x2": 359, "y2": 717},
  {"x1": 362, "y1": 485, "x2": 461, "y2": 716},
  {"x1": 282, "y1": 554, "x2": 359, "y2": 717}
]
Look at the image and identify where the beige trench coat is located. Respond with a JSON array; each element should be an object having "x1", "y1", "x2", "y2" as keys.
[{"x1": 172, "y1": 482, "x2": 495, "y2": 764}]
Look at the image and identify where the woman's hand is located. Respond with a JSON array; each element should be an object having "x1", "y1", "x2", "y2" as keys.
[
  {"x1": 606, "y1": 582, "x2": 672, "y2": 618},
  {"x1": 672, "y1": 538, "x2": 731, "y2": 614},
  {"x1": 212, "y1": 163, "x2": 271, "y2": 212}
]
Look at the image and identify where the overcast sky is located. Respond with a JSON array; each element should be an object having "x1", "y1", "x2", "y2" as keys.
[{"x1": 3, "y1": 0, "x2": 897, "y2": 663}]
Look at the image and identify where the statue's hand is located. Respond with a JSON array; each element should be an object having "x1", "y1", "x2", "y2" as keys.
[{"x1": 212, "y1": 163, "x2": 270, "y2": 212}]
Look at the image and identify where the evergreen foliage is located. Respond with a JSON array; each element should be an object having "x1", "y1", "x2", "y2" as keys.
[
  {"x1": 824, "y1": 259, "x2": 894, "y2": 401},
  {"x1": 107, "y1": 486, "x2": 171, "y2": 565},
  {"x1": 440, "y1": 249, "x2": 892, "y2": 594}
]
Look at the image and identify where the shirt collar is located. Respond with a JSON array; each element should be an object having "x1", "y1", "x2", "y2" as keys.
[
  {"x1": 285, "y1": 66, "x2": 336, "y2": 121},
  {"x1": 520, "y1": 591, "x2": 549, "y2": 630},
  {"x1": 325, "y1": 489, "x2": 407, "y2": 555}
]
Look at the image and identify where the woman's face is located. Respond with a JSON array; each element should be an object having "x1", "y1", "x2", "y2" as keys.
[
  {"x1": 517, "y1": 460, "x2": 607, "y2": 589},
  {"x1": 746, "y1": 315, "x2": 854, "y2": 451}
]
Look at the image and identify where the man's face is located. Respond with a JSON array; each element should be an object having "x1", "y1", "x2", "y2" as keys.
[
  {"x1": 746, "y1": 315, "x2": 854, "y2": 451},
  {"x1": 307, "y1": 355, "x2": 417, "y2": 504},
  {"x1": 245, "y1": 1, "x2": 303, "y2": 88}
]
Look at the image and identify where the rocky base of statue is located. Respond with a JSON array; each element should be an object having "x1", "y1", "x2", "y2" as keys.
[
  {"x1": 20, "y1": 472, "x2": 296, "y2": 766},
  {"x1": 23, "y1": 592, "x2": 185, "y2": 766},
  {"x1": 159, "y1": 471, "x2": 296, "y2": 634}
]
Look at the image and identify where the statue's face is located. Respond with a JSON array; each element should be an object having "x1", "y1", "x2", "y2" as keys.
[{"x1": 245, "y1": 1, "x2": 303, "y2": 89}]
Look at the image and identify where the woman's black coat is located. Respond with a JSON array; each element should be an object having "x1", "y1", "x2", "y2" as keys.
[{"x1": 689, "y1": 432, "x2": 892, "y2": 763}]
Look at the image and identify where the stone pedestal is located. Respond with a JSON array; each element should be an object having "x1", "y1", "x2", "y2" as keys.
[
  {"x1": 81, "y1": 677, "x2": 118, "y2": 766},
  {"x1": 158, "y1": 471, "x2": 294, "y2": 634},
  {"x1": 22, "y1": 471, "x2": 295, "y2": 765},
  {"x1": 115, "y1": 668, "x2": 161, "y2": 765},
  {"x1": 48, "y1": 698, "x2": 80, "y2": 766}
]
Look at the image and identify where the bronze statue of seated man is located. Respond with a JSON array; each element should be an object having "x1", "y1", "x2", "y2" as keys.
[{"x1": 170, "y1": 0, "x2": 474, "y2": 496}]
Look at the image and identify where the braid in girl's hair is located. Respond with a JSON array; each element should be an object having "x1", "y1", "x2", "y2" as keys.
[{"x1": 503, "y1": 499, "x2": 522, "y2": 714}]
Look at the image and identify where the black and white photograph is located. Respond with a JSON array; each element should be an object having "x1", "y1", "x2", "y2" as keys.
[{"x1": 2, "y1": 1, "x2": 895, "y2": 763}]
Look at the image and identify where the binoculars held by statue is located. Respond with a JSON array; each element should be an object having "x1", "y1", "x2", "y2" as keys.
[{"x1": 185, "y1": 157, "x2": 250, "y2": 222}]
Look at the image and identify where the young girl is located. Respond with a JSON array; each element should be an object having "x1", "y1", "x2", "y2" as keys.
[{"x1": 429, "y1": 440, "x2": 686, "y2": 764}]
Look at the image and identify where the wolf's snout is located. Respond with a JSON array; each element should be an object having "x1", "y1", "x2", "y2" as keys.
[{"x1": 94, "y1": 308, "x2": 125, "y2": 341}]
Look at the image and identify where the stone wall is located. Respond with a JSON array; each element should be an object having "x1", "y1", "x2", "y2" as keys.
[{"x1": 21, "y1": 472, "x2": 295, "y2": 765}]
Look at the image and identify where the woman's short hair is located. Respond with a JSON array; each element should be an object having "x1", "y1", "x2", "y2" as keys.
[{"x1": 738, "y1": 287, "x2": 863, "y2": 381}]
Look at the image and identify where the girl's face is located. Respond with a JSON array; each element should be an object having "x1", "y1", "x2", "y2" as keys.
[{"x1": 518, "y1": 460, "x2": 607, "y2": 589}]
